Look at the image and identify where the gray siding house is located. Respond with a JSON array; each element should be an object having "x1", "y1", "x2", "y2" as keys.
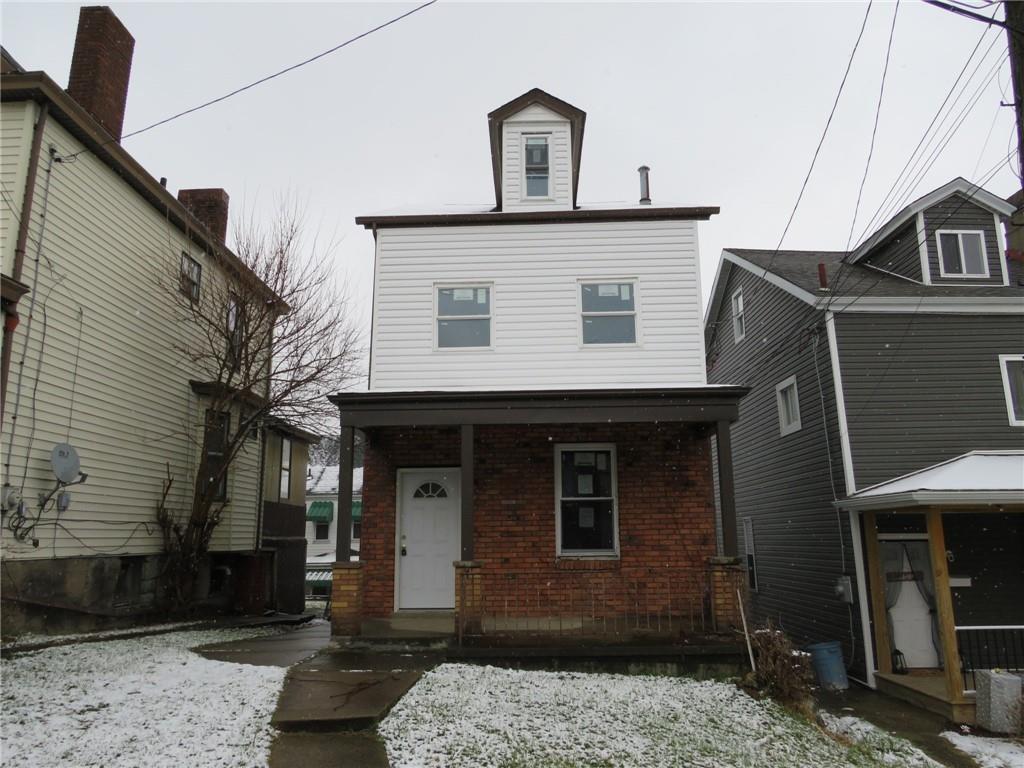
[{"x1": 705, "y1": 178, "x2": 1024, "y2": 724}]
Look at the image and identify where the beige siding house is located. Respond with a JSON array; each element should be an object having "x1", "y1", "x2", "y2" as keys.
[{"x1": 0, "y1": 9, "x2": 287, "y2": 630}]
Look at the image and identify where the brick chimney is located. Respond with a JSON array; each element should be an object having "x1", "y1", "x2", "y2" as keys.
[
  {"x1": 67, "y1": 7, "x2": 135, "y2": 142},
  {"x1": 178, "y1": 189, "x2": 230, "y2": 244}
]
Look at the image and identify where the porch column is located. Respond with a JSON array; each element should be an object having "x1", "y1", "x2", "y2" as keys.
[
  {"x1": 336, "y1": 425, "x2": 354, "y2": 563},
  {"x1": 863, "y1": 511, "x2": 893, "y2": 675},
  {"x1": 460, "y1": 424, "x2": 474, "y2": 561},
  {"x1": 927, "y1": 508, "x2": 966, "y2": 701},
  {"x1": 716, "y1": 420, "x2": 738, "y2": 557}
]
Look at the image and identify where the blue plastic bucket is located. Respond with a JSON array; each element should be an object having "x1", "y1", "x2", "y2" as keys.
[{"x1": 806, "y1": 641, "x2": 849, "y2": 691}]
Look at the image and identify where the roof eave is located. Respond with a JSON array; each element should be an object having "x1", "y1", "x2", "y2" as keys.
[
  {"x1": 837, "y1": 490, "x2": 1024, "y2": 511},
  {"x1": 355, "y1": 206, "x2": 719, "y2": 229}
]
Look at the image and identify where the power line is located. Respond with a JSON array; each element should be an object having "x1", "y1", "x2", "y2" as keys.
[{"x1": 61, "y1": 0, "x2": 439, "y2": 161}]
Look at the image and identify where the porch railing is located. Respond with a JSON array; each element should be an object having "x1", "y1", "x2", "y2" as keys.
[
  {"x1": 457, "y1": 566, "x2": 710, "y2": 643},
  {"x1": 955, "y1": 625, "x2": 1024, "y2": 693}
]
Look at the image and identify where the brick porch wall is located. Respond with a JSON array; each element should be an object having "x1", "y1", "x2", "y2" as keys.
[{"x1": 360, "y1": 423, "x2": 717, "y2": 619}]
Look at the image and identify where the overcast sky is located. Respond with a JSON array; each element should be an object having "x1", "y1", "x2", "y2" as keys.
[{"x1": 3, "y1": 1, "x2": 1018, "y2": 369}]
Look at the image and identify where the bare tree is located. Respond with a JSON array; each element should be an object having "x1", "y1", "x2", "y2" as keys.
[{"x1": 157, "y1": 204, "x2": 359, "y2": 608}]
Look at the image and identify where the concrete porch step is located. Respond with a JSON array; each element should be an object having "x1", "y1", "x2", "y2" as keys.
[{"x1": 359, "y1": 611, "x2": 455, "y2": 639}]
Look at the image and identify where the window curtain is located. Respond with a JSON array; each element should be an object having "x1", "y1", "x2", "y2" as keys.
[
  {"x1": 904, "y1": 540, "x2": 944, "y2": 666},
  {"x1": 880, "y1": 542, "x2": 905, "y2": 653}
]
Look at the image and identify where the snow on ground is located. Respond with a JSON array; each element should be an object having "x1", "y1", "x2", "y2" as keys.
[
  {"x1": 380, "y1": 663, "x2": 932, "y2": 768},
  {"x1": 821, "y1": 713, "x2": 941, "y2": 767},
  {"x1": 1, "y1": 627, "x2": 286, "y2": 768},
  {"x1": 1, "y1": 620, "x2": 203, "y2": 650},
  {"x1": 942, "y1": 731, "x2": 1024, "y2": 768}
]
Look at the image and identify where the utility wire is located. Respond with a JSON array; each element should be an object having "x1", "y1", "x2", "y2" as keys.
[{"x1": 61, "y1": 0, "x2": 439, "y2": 161}]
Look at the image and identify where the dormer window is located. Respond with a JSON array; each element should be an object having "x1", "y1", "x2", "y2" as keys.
[
  {"x1": 937, "y1": 230, "x2": 988, "y2": 278},
  {"x1": 524, "y1": 136, "x2": 550, "y2": 198}
]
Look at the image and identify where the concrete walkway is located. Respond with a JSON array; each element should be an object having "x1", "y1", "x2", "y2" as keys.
[
  {"x1": 819, "y1": 686, "x2": 978, "y2": 768},
  {"x1": 197, "y1": 620, "x2": 331, "y2": 667}
]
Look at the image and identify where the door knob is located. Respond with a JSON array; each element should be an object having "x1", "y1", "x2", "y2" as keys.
[{"x1": 401, "y1": 546, "x2": 407, "y2": 556}]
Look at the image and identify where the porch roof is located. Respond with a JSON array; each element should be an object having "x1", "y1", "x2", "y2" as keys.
[
  {"x1": 838, "y1": 451, "x2": 1024, "y2": 511},
  {"x1": 327, "y1": 386, "x2": 748, "y2": 428}
]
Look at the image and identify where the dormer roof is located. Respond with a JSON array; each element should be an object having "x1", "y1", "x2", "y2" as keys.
[
  {"x1": 848, "y1": 177, "x2": 1016, "y2": 264},
  {"x1": 487, "y1": 88, "x2": 586, "y2": 211}
]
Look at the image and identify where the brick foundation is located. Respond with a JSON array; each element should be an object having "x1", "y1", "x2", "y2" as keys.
[
  {"x1": 709, "y1": 556, "x2": 747, "y2": 632},
  {"x1": 359, "y1": 423, "x2": 717, "y2": 627},
  {"x1": 331, "y1": 562, "x2": 363, "y2": 635}
]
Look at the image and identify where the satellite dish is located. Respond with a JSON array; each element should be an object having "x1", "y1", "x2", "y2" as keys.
[{"x1": 51, "y1": 443, "x2": 81, "y2": 483}]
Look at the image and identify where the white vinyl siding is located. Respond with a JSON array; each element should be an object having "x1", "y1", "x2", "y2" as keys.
[
  {"x1": 1, "y1": 106, "x2": 262, "y2": 560},
  {"x1": 369, "y1": 219, "x2": 707, "y2": 390},
  {"x1": 0, "y1": 100, "x2": 35, "y2": 276},
  {"x1": 501, "y1": 103, "x2": 572, "y2": 211}
]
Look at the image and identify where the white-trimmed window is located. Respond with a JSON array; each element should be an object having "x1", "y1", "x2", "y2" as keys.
[
  {"x1": 180, "y1": 252, "x2": 201, "y2": 301},
  {"x1": 743, "y1": 517, "x2": 757, "y2": 591},
  {"x1": 999, "y1": 354, "x2": 1024, "y2": 427},
  {"x1": 731, "y1": 288, "x2": 745, "y2": 343},
  {"x1": 936, "y1": 230, "x2": 988, "y2": 278},
  {"x1": 555, "y1": 444, "x2": 618, "y2": 557},
  {"x1": 524, "y1": 135, "x2": 550, "y2": 198},
  {"x1": 436, "y1": 285, "x2": 491, "y2": 348},
  {"x1": 775, "y1": 375, "x2": 802, "y2": 436},
  {"x1": 279, "y1": 437, "x2": 292, "y2": 499},
  {"x1": 580, "y1": 281, "x2": 637, "y2": 345}
]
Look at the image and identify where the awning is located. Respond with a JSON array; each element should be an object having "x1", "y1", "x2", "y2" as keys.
[
  {"x1": 305, "y1": 569, "x2": 332, "y2": 585},
  {"x1": 306, "y1": 501, "x2": 333, "y2": 523},
  {"x1": 837, "y1": 451, "x2": 1024, "y2": 511}
]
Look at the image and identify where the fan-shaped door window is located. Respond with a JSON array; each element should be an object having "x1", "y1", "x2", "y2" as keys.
[{"x1": 413, "y1": 481, "x2": 448, "y2": 499}]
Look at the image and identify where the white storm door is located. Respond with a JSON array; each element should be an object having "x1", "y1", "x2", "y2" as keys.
[{"x1": 397, "y1": 469, "x2": 461, "y2": 610}]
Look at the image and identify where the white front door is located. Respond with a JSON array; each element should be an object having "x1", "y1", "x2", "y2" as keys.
[
  {"x1": 887, "y1": 547, "x2": 939, "y2": 668},
  {"x1": 397, "y1": 469, "x2": 461, "y2": 610}
]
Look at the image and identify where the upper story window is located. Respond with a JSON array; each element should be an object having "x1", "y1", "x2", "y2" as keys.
[
  {"x1": 731, "y1": 288, "x2": 745, "y2": 343},
  {"x1": 775, "y1": 375, "x2": 802, "y2": 436},
  {"x1": 556, "y1": 445, "x2": 618, "y2": 557},
  {"x1": 580, "y1": 281, "x2": 637, "y2": 345},
  {"x1": 180, "y1": 252, "x2": 201, "y2": 302},
  {"x1": 436, "y1": 285, "x2": 491, "y2": 348},
  {"x1": 936, "y1": 230, "x2": 988, "y2": 278},
  {"x1": 227, "y1": 294, "x2": 244, "y2": 370},
  {"x1": 280, "y1": 437, "x2": 292, "y2": 499},
  {"x1": 999, "y1": 354, "x2": 1024, "y2": 427},
  {"x1": 524, "y1": 135, "x2": 550, "y2": 198}
]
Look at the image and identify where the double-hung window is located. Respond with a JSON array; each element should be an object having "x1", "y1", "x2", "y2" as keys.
[
  {"x1": 524, "y1": 135, "x2": 550, "y2": 198},
  {"x1": 775, "y1": 375, "x2": 801, "y2": 436},
  {"x1": 731, "y1": 288, "x2": 745, "y2": 343},
  {"x1": 743, "y1": 518, "x2": 758, "y2": 591},
  {"x1": 180, "y1": 252, "x2": 201, "y2": 302},
  {"x1": 280, "y1": 437, "x2": 292, "y2": 499},
  {"x1": 203, "y1": 410, "x2": 230, "y2": 501},
  {"x1": 580, "y1": 281, "x2": 637, "y2": 344},
  {"x1": 936, "y1": 231, "x2": 988, "y2": 278},
  {"x1": 226, "y1": 294, "x2": 244, "y2": 370},
  {"x1": 436, "y1": 285, "x2": 491, "y2": 348},
  {"x1": 999, "y1": 354, "x2": 1024, "y2": 427},
  {"x1": 556, "y1": 445, "x2": 618, "y2": 556}
]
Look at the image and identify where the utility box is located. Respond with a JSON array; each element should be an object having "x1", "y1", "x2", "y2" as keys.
[{"x1": 975, "y1": 670, "x2": 1023, "y2": 735}]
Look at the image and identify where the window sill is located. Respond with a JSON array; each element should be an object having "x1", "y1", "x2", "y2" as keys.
[{"x1": 555, "y1": 556, "x2": 620, "y2": 571}]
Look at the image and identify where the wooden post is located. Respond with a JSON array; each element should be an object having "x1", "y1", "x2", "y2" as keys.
[
  {"x1": 863, "y1": 511, "x2": 893, "y2": 675},
  {"x1": 926, "y1": 508, "x2": 965, "y2": 702},
  {"x1": 716, "y1": 420, "x2": 738, "y2": 557},
  {"x1": 335, "y1": 425, "x2": 354, "y2": 564},
  {"x1": 460, "y1": 424, "x2": 474, "y2": 561}
]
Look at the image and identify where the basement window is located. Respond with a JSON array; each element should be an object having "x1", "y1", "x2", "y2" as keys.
[
  {"x1": 524, "y1": 135, "x2": 550, "y2": 198},
  {"x1": 999, "y1": 354, "x2": 1024, "y2": 427},
  {"x1": 936, "y1": 231, "x2": 988, "y2": 278},
  {"x1": 775, "y1": 375, "x2": 802, "y2": 436},
  {"x1": 580, "y1": 282, "x2": 637, "y2": 344},
  {"x1": 556, "y1": 445, "x2": 618, "y2": 557},
  {"x1": 436, "y1": 285, "x2": 491, "y2": 348}
]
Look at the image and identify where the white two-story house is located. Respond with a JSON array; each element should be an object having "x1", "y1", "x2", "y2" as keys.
[{"x1": 327, "y1": 89, "x2": 748, "y2": 639}]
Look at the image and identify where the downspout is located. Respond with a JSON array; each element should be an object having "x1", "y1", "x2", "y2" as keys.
[{"x1": 2, "y1": 101, "x2": 49, "y2": 418}]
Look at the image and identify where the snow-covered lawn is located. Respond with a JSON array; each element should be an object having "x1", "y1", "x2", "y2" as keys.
[
  {"x1": 942, "y1": 730, "x2": 1024, "y2": 768},
  {"x1": 0, "y1": 620, "x2": 204, "y2": 651},
  {"x1": 1, "y1": 627, "x2": 286, "y2": 768},
  {"x1": 380, "y1": 664, "x2": 934, "y2": 768}
]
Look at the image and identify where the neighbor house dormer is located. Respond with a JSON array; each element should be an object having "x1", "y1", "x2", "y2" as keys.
[
  {"x1": 487, "y1": 89, "x2": 585, "y2": 212},
  {"x1": 849, "y1": 178, "x2": 1017, "y2": 286}
]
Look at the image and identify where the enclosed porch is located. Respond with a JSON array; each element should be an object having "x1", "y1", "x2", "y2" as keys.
[
  {"x1": 326, "y1": 387, "x2": 748, "y2": 644},
  {"x1": 843, "y1": 451, "x2": 1024, "y2": 724}
]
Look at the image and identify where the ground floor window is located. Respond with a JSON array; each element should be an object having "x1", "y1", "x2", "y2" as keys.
[
  {"x1": 555, "y1": 444, "x2": 618, "y2": 556},
  {"x1": 743, "y1": 517, "x2": 757, "y2": 591},
  {"x1": 309, "y1": 584, "x2": 330, "y2": 598}
]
